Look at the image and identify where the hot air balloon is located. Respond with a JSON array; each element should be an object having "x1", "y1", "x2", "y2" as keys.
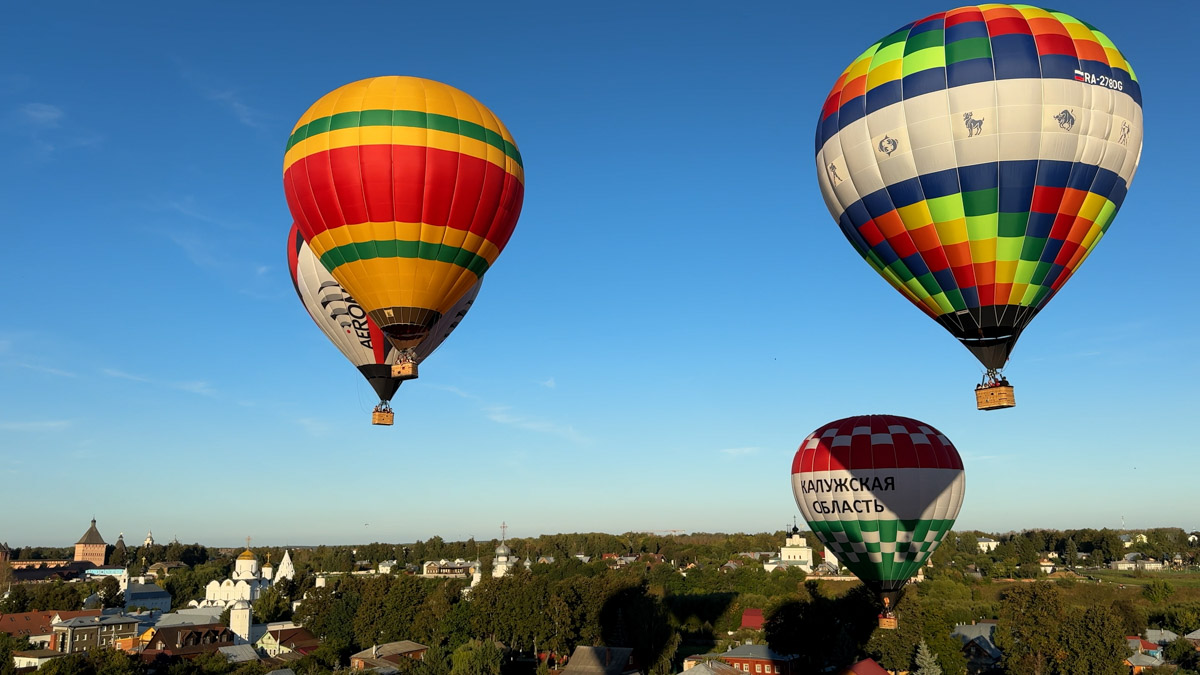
[
  {"x1": 284, "y1": 76, "x2": 523, "y2": 388},
  {"x1": 287, "y1": 223, "x2": 482, "y2": 425},
  {"x1": 791, "y1": 414, "x2": 964, "y2": 628},
  {"x1": 814, "y1": 5, "x2": 1142, "y2": 409}
]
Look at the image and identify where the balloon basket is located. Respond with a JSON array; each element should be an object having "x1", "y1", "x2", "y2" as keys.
[
  {"x1": 391, "y1": 362, "x2": 417, "y2": 380},
  {"x1": 878, "y1": 616, "x2": 898, "y2": 630},
  {"x1": 372, "y1": 410, "x2": 394, "y2": 426},
  {"x1": 976, "y1": 386, "x2": 1016, "y2": 410}
]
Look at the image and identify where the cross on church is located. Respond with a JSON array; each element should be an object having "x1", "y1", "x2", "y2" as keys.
[
  {"x1": 500, "y1": 522, "x2": 507, "y2": 543},
  {"x1": 246, "y1": 536, "x2": 252, "y2": 549}
]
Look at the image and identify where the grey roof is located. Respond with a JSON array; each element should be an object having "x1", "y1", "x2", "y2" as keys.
[
  {"x1": 1127, "y1": 653, "x2": 1163, "y2": 667},
  {"x1": 1186, "y1": 628, "x2": 1200, "y2": 640},
  {"x1": 561, "y1": 646, "x2": 636, "y2": 675},
  {"x1": 351, "y1": 641, "x2": 427, "y2": 659},
  {"x1": 76, "y1": 520, "x2": 106, "y2": 546},
  {"x1": 952, "y1": 623, "x2": 1002, "y2": 660},
  {"x1": 677, "y1": 661, "x2": 740, "y2": 675},
  {"x1": 218, "y1": 644, "x2": 261, "y2": 663},
  {"x1": 692, "y1": 645, "x2": 797, "y2": 661},
  {"x1": 266, "y1": 670, "x2": 296, "y2": 675},
  {"x1": 1145, "y1": 629, "x2": 1179, "y2": 644},
  {"x1": 55, "y1": 615, "x2": 139, "y2": 628},
  {"x1": 126, "y1": 583, "x2": 170, "y2": 599},
  {"x1": 155, "y1": 609, "x2": 224, "y2": 628},
  {"x1": 977, "y1": 537, "x2": 996, "y2": 542}
]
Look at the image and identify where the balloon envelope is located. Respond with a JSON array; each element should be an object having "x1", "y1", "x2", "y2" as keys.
[
  {"x1": 815, "y1": 5, "x2": 1143, "y2": 370},
  {"x1": 284, "y1": 76, "x2": 523, "y2": 354},
  {"x1": 791, "y1": 415, "x2": 964, "y2": 602},
  {"x1": 287, "y1": 223, "x2": 481, "y2": 401}
]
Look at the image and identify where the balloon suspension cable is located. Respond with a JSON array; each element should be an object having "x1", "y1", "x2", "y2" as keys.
[{"x1": 978, "y1": 368, "x2": 1011, "y2": 389}]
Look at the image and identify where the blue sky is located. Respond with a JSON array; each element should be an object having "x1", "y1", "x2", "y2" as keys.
[{"x1": 1, "y1": 1, "x2": 1195, "y2": 547}]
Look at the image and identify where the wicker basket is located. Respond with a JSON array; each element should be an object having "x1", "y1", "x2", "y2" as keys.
[
  {"x1": 878, "y1": 616, "x2": 898, "y2": 630},
  {"x1": 975, "y1": 386, "x2": 1016, "y2": 410},
  {"x1": 372, "y1": 410, "x2": 395, "y2": 426},
  {"x1": 391, "y1": 362, "x2": 417, "y2": 379}
]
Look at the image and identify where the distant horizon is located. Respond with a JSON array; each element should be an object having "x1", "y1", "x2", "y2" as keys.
[{"x1": 6, "y1": 520, "x2": 1196, "y2": 551}]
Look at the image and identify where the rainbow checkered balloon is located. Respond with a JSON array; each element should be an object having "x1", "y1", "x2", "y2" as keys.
[
  {"x1": 815, "y1": 5, "x2": 1142, "y2": 371},
  {"x1": 791, "y1": 415, "x2": 965, "y2": 604}
]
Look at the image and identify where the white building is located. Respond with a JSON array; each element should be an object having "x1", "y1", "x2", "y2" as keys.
[
  {"x1": 492, "y1": 542, "x2": 519, "y2": 578},
  {"x1": 763, "y1": 526, "x2": 813, "y2": 573},
  {"x1": 977, "y1": 537, "x2": 999, "y2": 553},
  {"x1": 190, "y1": 549, "x2": 294, "y2": 609}
]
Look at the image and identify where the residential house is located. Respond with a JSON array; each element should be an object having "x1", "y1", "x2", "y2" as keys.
[
  {"x1": 350, "y1": 640, "x2": 428, "y2": 670},
  {"x1": 1110, "y1": 560, "x2": 1136, "y2": 571},
  {"x1": 951, "y1": 621, "x2": 1002, "y2": 674},
  {"x1": 256, "y1": 625, "x2": 320, "y2": 658},
  {"x1": 12, "y1": 650, "x2": 66, "y2": 669},
  {"x1": 977, "y1": 537, "x2": 999, "y2": 553},
  {"x1": 1126, "y1": 653, "x2": 1164, "y2": 674},
  {"x1": 125, "y1": 582, "x2": 173, "y2": 613},
  {"x1": 147, "y1": 562, "x2": 189, "y2": 579},
  {"x1": 1185, "y1": 628, "x2": 1200, "y2": 645},
  {"x1": 218, "y1": 644, "x2": 262, "y2": 664},
  {"x1": 420, "y1": 559, "x2": 479, "y2": 579},
  {"x1": 50, "y1": 615, "x2": 140, "y2": 653},
  {"x1": 1136, "y1": 559, "x2": 1164, "y2": 572},
  {"x1": 377, "y1": 560, "x2": 399, "y2": 574},
  {"x1": 683, "y1": 661, "x2": 740, "y2": 675},
  {"x1": 1127, "y1": 637, "x2": 1161, "y2": 659},
  {"x1": 1144, "y1": 629, "x2": 1179, "y2": 646},
  {"x1": 740, "y1": 609, "x2": 764, "y2": 631},
  {"x1": 562, "y1": 646, "x2": 638, "y2": 675},
  {"x1": 683, "y1": 645, "x2": 801, "y2": 675},
  {"x1": 0, "y1": 610, "x2": 100, "y2": 648},
  {"x1": 142, "y1": 623, "x2": 237, "y2": 660},
  {"x1": 1038, "y1": 560, "x2": 1055, "y2": 574},
  {"x1": 840, "y1": 659, "x2": 889, "y2": 675}
]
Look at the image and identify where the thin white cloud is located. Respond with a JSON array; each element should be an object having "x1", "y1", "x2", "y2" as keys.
[
  {"x1": 296, "y1": 417, "x2": 331, "y2": 436},
  {"x1": 484, "y1": 406, "x2": 591, "y2": 444},
  {"x1": 720, "y1": 446, "x2": 760, "y2": 457},
  {"x1": 101, "y1": 368, "x2": 216, "y2": 397},
  {"x1": 10, "y1": 103, "x2": 103, "y2": 159},
  {"x1": 540, "y1": 377, "x2": 556, "y2": 389},
  {"x1": 430, "y1": 384, "x2": 482, "y2": 401},
  {"x1": 208, "y1": 89, "x2": 268, "y2": 129},
  {"x1": 19, "y1": 103, "x2": 63, "y2": 127},
  {"x1": 0, "y1": 419, "x2": 73, "y2": 432},
  {"x1": 18, "y1": 363, "x2": 76, "y2": 377},
  {"x1": 102, "y1": 368, "x2": 151, "y2": 383}
]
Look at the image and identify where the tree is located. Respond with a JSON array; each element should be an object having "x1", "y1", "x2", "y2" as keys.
[
  {"x1": 98, "y1": 576, "x2": 124, "y2": 609},
  {"x1": 0, "y1": 633, "x2": 30, "y2": 675},
  {"x1": 1143, "y1": 580, "x2": 1175, "y2": 604},
  {"x1": 450, "y1": 639, "x2": 502, "y2": 675},
  {"x1": 1056, "y1": 605, "x2": 1127, "y2": 675},
  {"x1": 913, "y1": 640, "x2": 942, "y2": 675},
  {"x1": 253, "y1": 586, "x2": 290, "y2": 624},
  {"x1": 1166, "y1": 637, "x2": 1200, "y2": 668},
  {"x1": 1064, "y1": 538, "x2": 1078, "y2": 569},
  {"x1": 994, "y1": 583, "x2": 1063, "y2": 675}
]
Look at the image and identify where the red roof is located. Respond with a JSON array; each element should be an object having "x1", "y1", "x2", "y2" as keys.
[
  {"x1": 0, "y1": 611, "x2": 101, "y2": 638},
  {"x1": 841, "y1": 658, "x2": 889, "y2": 675},
  {"x1": 740, "y1": 608, "x2": 764, "y2": 630},
  {"x1": 1126, "y1": 636, "x2": 1158, "y2": 651}
]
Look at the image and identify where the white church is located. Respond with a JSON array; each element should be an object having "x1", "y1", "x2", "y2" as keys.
[{"x1": 189, "y1": 548, "x2": 294, "y2": 609}]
